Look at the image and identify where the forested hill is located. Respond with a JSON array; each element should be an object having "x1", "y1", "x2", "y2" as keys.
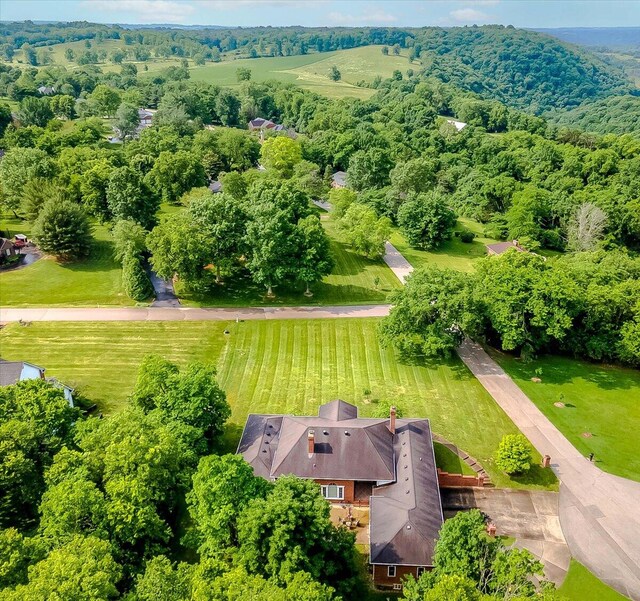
[
  {"x1": 414, "y1": 27, "x2": 631, "y2": 114},
  {"x1": 1, "y1": 22, "x2": 632, "y2": 115},
  {"x1": 547, "y1": 95, "x2": 640, "y2": 137}
]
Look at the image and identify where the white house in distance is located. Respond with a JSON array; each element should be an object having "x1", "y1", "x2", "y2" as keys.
[
  {"x1": 446, "y1": 119, "x2": 467, "y2": 131},
  {"x1": 0, "y1": 358, "x2": 74, "y2": 406}
]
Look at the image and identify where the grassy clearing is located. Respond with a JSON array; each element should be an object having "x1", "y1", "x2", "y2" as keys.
[
  {"x1": 189, "y1": 46, "x2": 412, "y2": 99},
  {"x1": 490, "y1": 350, "x2": 640, "y2": 482},
  {"x1": 391, "y1": 217, "x2": 500, "y2": 273},
  {"x1": 433, "y1": 442, "x2": 476, "y2": 476},
  {"x1": 0, "y1": 319, "x2": 556, "y2": 490},
  {"x1": 178, "y1": 215, "x2": 401, "y2": 307},
  {"x1": 0, "y1": 216, "x2": 129, "y2": 307},
  {"x1": 559, "y1": 560, "x2": 629, "y2": 601}
]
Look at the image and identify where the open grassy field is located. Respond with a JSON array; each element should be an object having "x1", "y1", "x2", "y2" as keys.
[
  {"x1": 491, "y1": 350, "x2": 640, "y2": 482},
  {"x1": 179, "y1": 215, "x2": 400, "y2": 307},
  {"x1": 0, "y1": 216, "x2": 129, "y2": 307},
  {"x1": 0, "y1": 319, "x2": 556, "y2": 490},
  {"x1": 559, "y1": 560, "x2": 629, "y2": 601},
  {"x1": 189, "y1": 46, "x2": 413, "y2": 99},
  {"x1": 391, "y1": 217, "x2": 500, "y2": 273}
]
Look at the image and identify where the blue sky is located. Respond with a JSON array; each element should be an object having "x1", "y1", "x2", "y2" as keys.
[{"x1": 1, "y1": 0, "x2": 639, "y2": 28}]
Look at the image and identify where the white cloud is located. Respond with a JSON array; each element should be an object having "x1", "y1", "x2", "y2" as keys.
[
  {"x1": 328, "y1": 10, "x2": 397, "y2": 26},
  {"x1": 196, "y1": 0, "x2": 326, "y2": 9},
  {"x1": 450, "y1": 7, "x2": 490, "y2": 22},
  {"x1": 85, "y1": 0, "x2": 195, "y2": 23}
]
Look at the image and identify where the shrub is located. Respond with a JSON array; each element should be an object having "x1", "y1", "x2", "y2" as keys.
[
  {"x1": 122, "y1": 253, "x2": 154, "y2": 302},
  {"x1": 460, "y1": 229, "x2": 476, "y2": 243},
  {"x1": 32, "y1": 199, "x2": 93, "y2": 261},
  {"x1": 494, "y1": 434, "x2": 532, "y2": 475}
]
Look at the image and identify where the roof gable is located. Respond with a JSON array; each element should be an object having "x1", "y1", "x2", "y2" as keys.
[{"x1": 319, "y1": 399, "x2": 358, "y2": 421}]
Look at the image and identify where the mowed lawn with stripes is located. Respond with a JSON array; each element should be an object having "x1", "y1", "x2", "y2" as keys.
[{"x1": 0, "y1": 319, "x2": 556, "y2": 489}]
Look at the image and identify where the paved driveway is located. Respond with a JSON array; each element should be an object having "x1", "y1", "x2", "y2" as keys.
[
  {"x1": 458, "y1": 339, "x2": 640, "y2": 600},
  {"x1": 441, "y1": 488, "x2": 570, "y2": 586}
]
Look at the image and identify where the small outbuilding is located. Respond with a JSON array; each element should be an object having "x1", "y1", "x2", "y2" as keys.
[{"x1": 331, "y1": 171, "x2": 347, "y2": 189}]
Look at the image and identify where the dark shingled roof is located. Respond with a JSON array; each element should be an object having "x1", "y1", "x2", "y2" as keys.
[
  {"x1": 237, "y1": 400, "x2": 443, "y2": 568},
  {"x1": 486, "y1": 241, "x2": 526, "y2": 255},
  {"x1": 370, "y1": 419, "x2": 443, "y2": 566},
  {"x1": 0, "y1": 360, "x2": 24, "y2": 387}
]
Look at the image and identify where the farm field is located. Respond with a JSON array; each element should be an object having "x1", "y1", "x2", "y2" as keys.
[
  {"x1": 391, "y1": 217, "x2": 500, "y2": 273},
  {"x1": 559, "y1": 560, "x2": 629, "y2": 601},
  {"x1": 0, "y1": 216, "x2": 130, "y2": 307},
  {"x1": 491, "y1": 350, "x2": 640, "y2": 482},
  {"x1": 178, "y1": 216, "x2": 401, "y2": 307},
  {"x1": 0, "y1": 318, "x2": 557, "y2": 490},
  {"x1": 189, "y1": 46, "x2": 413, "y2": 99}
]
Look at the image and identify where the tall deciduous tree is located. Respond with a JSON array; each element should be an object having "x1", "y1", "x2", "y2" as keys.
[
  {"x1": 338, "y1": 203, "x2": 391, "y2": 259},
  {"x1": 0, "y1": 148, "x2": 55, "y2": 216},
  {"x1": 397, "y1": 191, "x2": 457, "y2": 250},
  {"x1": 145, "y1": 150, "x2": 207, "y2": 203},
  {"x1": 296, "y1": 215, "x2": 334, "y2": 295},
  {"x1": 113, "y1": 102, "x2": 140, "y2": 143},
  {"x1": 187, "y1": 454, "x2": 270, "y2": 552},
  {"x1": 260, "y1": 136, "x2": 302, "y2": 177},
  {"x1": 17, "y1": 97, "x2": 53, "y2": 127},
  {"x1": 107, "y1": 165, "x2": 159, "y2": 229}
]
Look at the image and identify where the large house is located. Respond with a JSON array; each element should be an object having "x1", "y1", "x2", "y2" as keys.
[
  {"x1": 237, "y1": 399, "x2": 443, "y2": 590},
  {"x1": 0, "y1": 358, "x2": 74, "y2": 406},
  {"x1": 486, "y1": 240, "x2": 527, "y2": 256}
]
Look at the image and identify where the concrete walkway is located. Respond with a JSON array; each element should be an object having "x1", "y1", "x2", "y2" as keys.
[
  {"x1": 457, "y1": 338, "x2": 640, "y2": 600},
  {"x1": 0, "y1": 305, "x2": 392, "y2": 323}
]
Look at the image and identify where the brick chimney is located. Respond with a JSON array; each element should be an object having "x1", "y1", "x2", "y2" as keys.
[
  {"x1": 389, "y1": 406, "x2": 396, "y2": 435},
  {"x1": 307, "y1": 429, "x2": 315, "y2": 455}
]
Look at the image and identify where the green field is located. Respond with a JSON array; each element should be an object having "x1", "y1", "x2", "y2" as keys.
[
  {"x1": 0, "y1": 216, "x2": 130, "y2": 307},
  {"x1": 0, "y1": 319, "x2": 556, "y2": 490},
  {"x1": 189, "y1": 46, "x2": 413, "y2": 99},
  {"x1": 179, "y1": 216, "x2": 400, "y2": 306},
  {"x1": 492, "y1": 350, "x2": 640, "y2": 482},
  {"x1": 433, "y1": 442, "x2": 476, "y2": 476},
  {"x1": 391, "y1": 218, "x2": 500, "y2": 273},
  {"x1": 559, "y1": 561, "x2": 629, "y2": 601}
]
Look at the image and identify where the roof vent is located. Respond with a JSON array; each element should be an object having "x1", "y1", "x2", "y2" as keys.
[
  {"x1": 266, "y1": 432, "x2": 271, "y2": 437},
  {"x1": 406, "y1": 490, "x2": 410, "y2": 494},
  {"x1": 323, "y1": 430, "x2": 329, "y2": 435},
  {"x1": 262, "y1": 450, "x2": 267, "y2": 453},
  {"x1": 403, "y1": 453, "x2": 407, "y2": 457},
  {"x1": 405, "y1": 477, "x2": 409, "y2": 481},
  {"x1": 406, "y1": 524, "x2": 412, "y2": 529},
  {"x1": 344, "y1": 430, "x2": 350, "y2": 436}
]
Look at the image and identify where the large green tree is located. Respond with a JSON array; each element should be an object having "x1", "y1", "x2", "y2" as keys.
[
  {"x1": 397, "y1": 191, "x2": 457, "y2": 250},
  {"x1": 0, "y1": 148, "x2": 55, "y2": 216},
  {"x1": 145, "y1": 150, "x2": 207, "y2": 203},
  {"x1": 32, "y1": 199, "x2": 93, "y2": 261},
  {"x1": 106, "y1": 165, "x2": 159, "y2": 229},
  {"x1": 338, "y1": 203, "x2": 391, "y2": 259}
]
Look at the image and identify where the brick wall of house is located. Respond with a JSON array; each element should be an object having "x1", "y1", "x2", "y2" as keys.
[
  {"x1": 372, "y1": 564, "x2": 431, "y2": 589},
  {"x1": 313, "y1": 479, "x2": 355, "y2": 503}
]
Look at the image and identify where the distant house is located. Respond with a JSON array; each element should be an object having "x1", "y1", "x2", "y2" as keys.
[
  {"x1": 138, "y1": 108, "x2": 154, "y2": 128},
  {"x1": 486, "y1": 240, "x2": 527, "y2": 256},
  {"x1": 37, "y1": 86, "x2": 55, "y2": 96},
  {"x1": 446, "y1": 119, "x2": 467, "y2": 131},
  {"x1": 248, "y1": 117, "x2": 296, "y2": 140},
  {"x1": 0, "y1": 359, "x2": 74, "y2": 406},
  {"x1": 238, "y1": 399, "x2": 443, "y2": 591},
  {"x1": 0, "y1": 238, "x2": 17, "y2": 261},
  {"x1": 331, "y1": 171, "x2": 347, "y2": 189},
  {"x1": 209, "y1": 180, "x2": 223, "y2": 193}
]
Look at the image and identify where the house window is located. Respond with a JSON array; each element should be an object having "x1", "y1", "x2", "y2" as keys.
[
  {"x1": 393, "y1": 583, "x2": 403, "y2": 591},
  {"x1": 321, "y1": 484, "x2": 344, "y2": 500},
  {"x1": 417, "y1": 567, "x2": 426, "y2": 577},
  {"x1": 387, "y1": 565, "x2": 396, "y2": 578}
]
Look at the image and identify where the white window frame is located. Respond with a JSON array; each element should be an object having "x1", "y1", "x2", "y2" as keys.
[
  {"x1": 417, "y1": 567, "x2": 426, "y2": 577},
  {"x1": 387, "y1": 565, "x2": 396, "y2": 578},
  {"x1": 321, "y1": 484, "x2": 344, "y2": 500},
  {"x1": 393, "y1": 583, "x2": 403, "y2": 591}
]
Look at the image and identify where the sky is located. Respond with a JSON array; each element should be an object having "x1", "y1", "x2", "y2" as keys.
[{"x1": 1, "y1": 0, "x2": 639, "y2": 29}]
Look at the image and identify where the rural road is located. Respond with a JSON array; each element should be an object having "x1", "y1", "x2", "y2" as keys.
[{"x1": 0, "y1": 305, "x2": 392, "y2": 322}]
